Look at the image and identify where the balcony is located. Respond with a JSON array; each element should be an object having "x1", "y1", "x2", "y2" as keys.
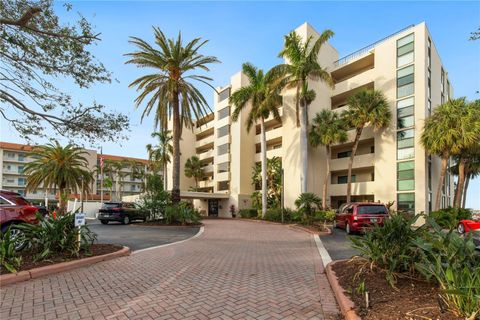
[
  {"x1": 331, "y1": 126, "x2": 374, "y2": 146},
  {"x1": 330, "y1": 153, "x2": 374, "y2": 171},
  {"x1": 195, "y1": 117, "x2": 214, "y2": 134},
  {"x1": 333, "y1": 68, "x2": 375, "y2": 97},
  {"x1": 198, "y1": 148, "x2": 214, "y2": 161},
  {"x1": 332, "y1": 54, "x2": 374, "y2": 84},
  {"x1": 329, "y1": 181, "x2": 375, "y2": 196},
  {"x1": 216, "y1": 171, "x2": 230, "y2": 182},
  {"x1": 216, "y1": 153, "x2": 230, "y2": 164},
  {"x1": 202, "y1": 164, "x2": 214, "y2": 174},
  {"x1": 331, "y1": 82, "x2": 374, "y2": 110},
  {"x1": 255, "y1": 147, "x2": 283, "y2": 162},
  {"x1": 255, "y1": 126, "x2": 282, "y2": 144},
  {"x1": 198, "y1": 179, "x2": 214, "y2": 189},
  {"x1": 196, "y1": 134, "x2": 214, "y2": 149}
]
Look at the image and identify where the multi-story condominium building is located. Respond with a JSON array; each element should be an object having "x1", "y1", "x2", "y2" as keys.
[
  {"x1": 167, "y1": 21, "x2": 455, "y2": 218},
  {"x1": 0, "y1": 142, "x2": 149, "y2": 203}
]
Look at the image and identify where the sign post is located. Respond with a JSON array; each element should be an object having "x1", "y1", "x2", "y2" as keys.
[{"x1": 74, "y1": 213, "x2": 86, "y2": 251}]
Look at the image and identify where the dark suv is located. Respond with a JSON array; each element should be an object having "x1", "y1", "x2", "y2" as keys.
[
  {"x1": 0, "y1": 190, "x2": 43, "y2": 250},
  {"x1": 98, "y1": 202, "x2": 147, "y2": 225}
]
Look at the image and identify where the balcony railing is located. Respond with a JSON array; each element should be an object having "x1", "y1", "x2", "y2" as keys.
[{"x1": 334, "y1": 24, "x2": 414, "y2": 67}]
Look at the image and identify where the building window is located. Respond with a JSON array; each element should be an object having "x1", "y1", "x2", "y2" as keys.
[
  {"x1": 397, "y1": 193, "x2": 415, "y2": 213},
  {"x1": 427, "y1": 38, "x2": 431, "y2": 69},
  {"x1": 217, "y1": 162, "x2": 229, "y2": 173},
  {"x1": 18, "y1": 154, "x2": 25, "y2": 161},
  {"x1": 217, "y1": 143, "x2": 229, "y2": 156},
  {"x1": 218, "y1": 106, "x2": 230, "y2": 120},
  {"x1": 17, "y1": 190, "x2": 25, "y2": 196},
  {"x1": 446, "y1": 80, "x2": 450, "y2": 100},
  {"x1": 337, "y1": 151, "x2": 352, "y2": 159},
  {"x1": 218, "y1": 181, "x2": 229, "y2": 191},
  {"x1": 17, "y1": 166, "x2": 24, "y2": 174},
  {"x1": 397, "y1": 129, "x2": 414, "y2": 160},
  {"x1": 427, "y1": 99, "x2": 431, "y2": 116},
  {"x1": 217, "y1": 124, "x2": 230, "y2": 138},
  {"x1": 441, "y1": 68, "x2": 445, "y2": 92},
  {"x1": 427, "y1": 69, "x2": 431, "y2": 99},
  {"x1": 397, "y1": 65, "x2": 414, "y2": 98},
  {"x1": 337, "y1": 175, "x2": 355, "y2": 184},
  {"x1": 397, "y1": 160, "x2": 415, "y2": 191},
  {"x1": 370, "y1": 146, "x2": 375, "y2": 153},
  {"x1": 396, "y1": 33, "x2": 414, "y2": 67},
  {"x1": 6, "y1": 152, "x2": 14, "y2": 158},
  {"x1": 218, "y1": 88, "x2": 230, "y2": 102},
  {"x1": 397, "y1": 97, "x2": 414, "y2": 129},
  {"x1": 18, "y1": 178, "x2": 27, "y2": 186}
]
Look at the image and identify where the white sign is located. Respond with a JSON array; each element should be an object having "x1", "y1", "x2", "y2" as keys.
[{"x1": 74, "y1": 213, "x2": 86, "y2": 226}]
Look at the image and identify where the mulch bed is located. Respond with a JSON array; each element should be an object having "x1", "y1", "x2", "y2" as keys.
[
  {"x1": 1, "y1": 244, "x2": 123, "y2": 275},
  {"x1": 332, "y1": 258, "x2": 460, "y2": 320}
]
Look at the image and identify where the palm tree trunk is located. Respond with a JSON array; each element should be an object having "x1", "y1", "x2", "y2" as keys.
[
  {"x1": 462, "y1": 173, "x2": 470, "y2": 209},
  {"x1": 300, "y1": 100, "x2": 308, "y2": 194},
  {"x1": 347, "y1": 127, "x2": 363, "y2": 203},
  {"x1": 171, "y1": 91, "x2": 181, "y2": 204},
  {"x1": 260, "y1": 118, "x2": 268, "y2": 218},
  {"x1": 435, "y1": 155, "x2": 448, "y2": 211},
  {"x1": 163, "y1": 163, "x2": 168, "y2": 191},
  {"x1": 323, "y1": 145, "x2": 330, "y2": 210},
  {"x1": 454, "y1": 158, "x2": 466, "y2": 208}
]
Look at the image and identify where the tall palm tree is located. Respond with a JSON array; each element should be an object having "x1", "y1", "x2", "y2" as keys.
[
  {"x1": 128, "y1": 160, "x2": 146, "y2": 192},
  {"x1": 463, "y1": 152, "x2": 480, "y2": 208},
  {"x1": 184, "y1": 156, "x2": 204, "y2": 190},
  {"x1": 126, "y1": 28, "x2": 220, "y2": 203},
  {"x1": 146, "y1": 130, "x2": 173, "y2": 190},
  {"x1": 274, "y1": 29, "x2": 334, "y2": 194},
  {"x1": 229, "y1": 63, "x2": 283, "y2": 218},
  {"x1": 111, "y1": 161, "x2": 128, "y2": 201},
  {"x1": 343, "y1": 89, "x2": 391, "y2": 204},
  {"x1": 23, "y1": 141, "x2": 93, "y2": 213},
  {"x1": 309, "y1": 110, "x2": 348, "y2": 209},
  {"x1": 421, "y1": 98, "x2": 479, "y2": 210}
]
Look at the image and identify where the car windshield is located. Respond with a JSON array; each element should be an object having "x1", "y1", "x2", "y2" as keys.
[
  {"x1": 102, "y1": 203, "x2": 121, "y2": 209},
  {"x1": 358, "y1": 205, "x2": 387, "y2": 215}
]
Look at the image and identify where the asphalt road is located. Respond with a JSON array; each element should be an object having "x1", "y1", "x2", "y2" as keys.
[
  {"x1": 87, "y1": 219, "x2": 200, "y2": 251},
  {"x1": 320, "y1": 227, "x2": 360, "y2": 261}
]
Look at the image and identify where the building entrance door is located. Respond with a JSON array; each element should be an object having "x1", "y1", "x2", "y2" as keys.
[{"x1": 208, "y1": 199, "x2": 218, "y2": 217}]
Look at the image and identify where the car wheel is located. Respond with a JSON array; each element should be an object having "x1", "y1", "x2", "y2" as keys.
[
  {"x1": 100, "y1": 220, "x2": 109, "y2": 225},
  {"x1": 5, "y1": 225, "x2": 27, "y2": 251},
  {"x1": 346, "y1": 222, "x2": 352, "y2": 235},
  {"x1": 122, "y1": 216, "x2": 130, "y2": 225},
  {"x1": 457, "y1": 223, "x2": 465, "y2": 234}
]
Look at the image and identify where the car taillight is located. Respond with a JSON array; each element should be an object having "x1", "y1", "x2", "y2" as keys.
[
  {"x1": 353, "y1": 216, "x2": 358, "y2": 221},
  {"x1": 112, "y1": 207, "x2": 121, "y2": 211}
]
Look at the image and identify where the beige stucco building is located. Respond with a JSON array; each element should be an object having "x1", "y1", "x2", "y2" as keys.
[
  {"x1": 167, "y1": 22, "x2": 455, "y2": 218},
  {"x1": 0, "y1": 142, "x2": 149, "y2": 203}
]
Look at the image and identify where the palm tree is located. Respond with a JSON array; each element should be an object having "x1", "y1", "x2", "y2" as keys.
[
  {"x1": 184, "y1": 156, "x2": 204, "y2": 190},
  {"x1": 126, "y1": 28, "x2": 220, "y2": 203},
  {"x1": 421, "y1": 98, "x2": 478, "y2": 210},
  {"x1": 23, "y1": 141, "x2": 93, "y2": 213},
  {"x1": 129, "y1": 160, "x2": 146, "y2": 192},
  {"x1": 146, "y1": 130, "x2": 173, "y2": 190},
  {"x1": 111, "y1": 161, "x2": 128, "y2": 200},
  {"x1": 229, "y1": 63, "x2": 283, "y2": 218},
  {"x1": 463, "y1": 152, "x2": 480, "y2": 208},
  {"x1": 309, "y1": 110, "x2": 348, "y2": 209},
  {"x1": 274, "y1": 29, "x2": 334, "y2": 194},
  {"x1": 294, "y1": 192, "x2": 322, "y2": 223},
  {"x1": 343, "y1": 89, "x2": 391, "y2": 203}
]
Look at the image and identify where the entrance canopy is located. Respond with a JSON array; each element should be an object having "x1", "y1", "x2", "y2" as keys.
[{"x1": 180, "y1": 191, "x2": 229, "y2": 200}]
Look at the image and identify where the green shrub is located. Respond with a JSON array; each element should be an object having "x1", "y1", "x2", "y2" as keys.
[
  {"x1": 18, "y1": 213, "x2": 97, "y2": 261},
  {"x1": 164, "y1": 202, "x2": 201, "y2": 225},
  {"x1": 429, "y1": 207, "x2": 472, "y2": 229},
  {"x1": 140, "y1": 174, "x2": 171, "y2": 220},
  {"x1": 413, "y1": 217, "x2": 480, "y2": 319},
  {"x1": 349, "y1": 214, "x2": 426, "y2": 286},
  {"x1": 0, "y1": 227, "x2": 22, "y2": 273},
  {"x1": 239, "y1": 208, "x2": 258, "y2": 219},
  {"x1": 289, "y1": 209, "x2": 303, "y2": 222},
  {"x1": 295, "y1": 193, "x2": 322, "y2": 224},
  {"x1": 312, "y1": 210, "x2": 336, "y2": 223}
]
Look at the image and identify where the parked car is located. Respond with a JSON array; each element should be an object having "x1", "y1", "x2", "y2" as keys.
[
  {"x1": 334, "y1": 202, "x2": 389, "y2": 234},
  {"x1": 0, "y1": 190, "x2": 43, "y2": 250},
  {"x1": 98, "y1": 202, "x2": 147, "y2": 225},
  {"x1": 457, "y1": 217, "x2": 480, "y2": 249}
]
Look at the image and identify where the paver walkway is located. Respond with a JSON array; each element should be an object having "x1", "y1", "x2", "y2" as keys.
[{"x1": 1, "y1": 220, "x2": 338, "y2": 320}]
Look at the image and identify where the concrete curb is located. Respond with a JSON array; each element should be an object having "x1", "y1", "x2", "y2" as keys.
[
  {"x1": 325, "y1": 260, "x2": 361, "y2": 320},
  {"x1": 0, "y1": 246, "x2": 130, "y2": 286},
  {"x1": 289, "y1": 224, "x2": 332, "y2": 236},
  {"x1": 133, "y1": 226, "x2": 205, "y2": 254}
]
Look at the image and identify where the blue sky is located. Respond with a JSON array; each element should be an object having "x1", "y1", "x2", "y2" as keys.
[{"x1": 1, "y1": 1, "x2": 479, "y2": 207}]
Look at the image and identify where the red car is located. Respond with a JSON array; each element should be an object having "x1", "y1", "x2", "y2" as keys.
[
  {"x1": 334, "y1": 202, "x2": 389, "y2": 234},
  {"x1": 457, "y1": 219, "x2": 480, "y2": 234},
  {"x1": 0, "y1": 190, "x2": 42, "y2": 250}
]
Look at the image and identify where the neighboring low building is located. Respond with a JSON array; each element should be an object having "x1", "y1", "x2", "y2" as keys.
[
  {"x1": 0, "y1": 141, "x2": 150, "y2": 203},
  {"x1": 167, "y1": 21, "x2": 455, "y2": 217}
]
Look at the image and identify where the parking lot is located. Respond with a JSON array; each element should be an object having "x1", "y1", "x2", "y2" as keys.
[
  {"x1": 87, "y1": 219, "x2": 201, "y2": 251},
  {"x1": 320, "y1": 227, "x2": 360, "y2": 261}
]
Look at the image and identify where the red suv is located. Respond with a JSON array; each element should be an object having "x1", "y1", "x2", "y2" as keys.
[
  {"x1": 0, "y1": 190, "x2": 43, "y2": 250},
  {"x1": 334, "y1": 202, "x2": 389, "y2": 234}
]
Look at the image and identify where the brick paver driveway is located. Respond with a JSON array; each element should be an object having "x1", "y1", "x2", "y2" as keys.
[{"x1": 1, "y1": 220, "x2": 338, "y2": 320}]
